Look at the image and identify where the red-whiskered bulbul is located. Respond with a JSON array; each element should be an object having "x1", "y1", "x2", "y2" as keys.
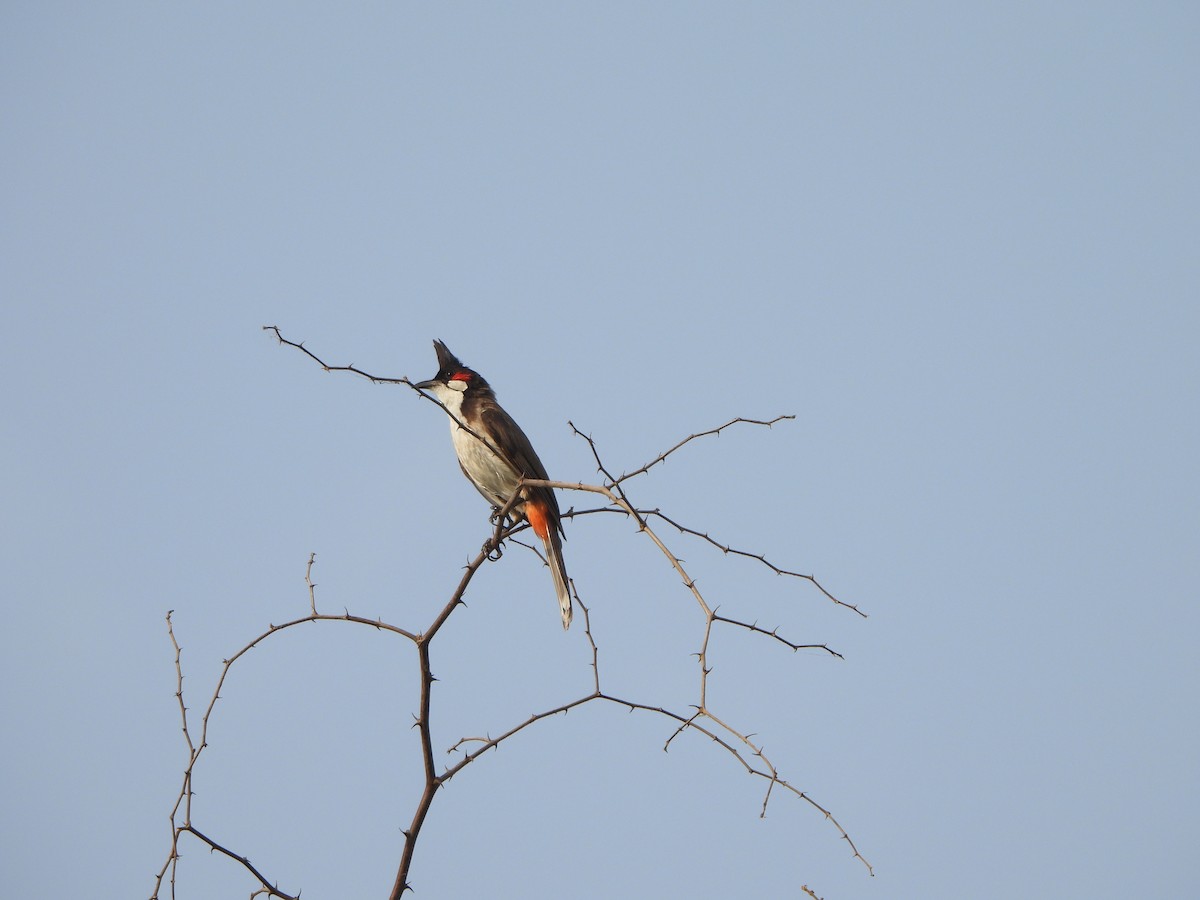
[{"x1": 416, "y1": 340, "x2": 572, "y2": 629}]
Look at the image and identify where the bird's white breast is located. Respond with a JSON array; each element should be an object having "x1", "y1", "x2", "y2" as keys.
[{"x1": 432, "y1": 383, "x2": 520, "y2": 508}]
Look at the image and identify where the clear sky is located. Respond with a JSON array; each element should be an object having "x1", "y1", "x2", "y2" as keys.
[{"x1": 2, "y1": 4, "x2": 1197, "y2": 899}]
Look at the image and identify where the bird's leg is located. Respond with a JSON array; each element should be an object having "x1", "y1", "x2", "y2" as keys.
[
  {"x1": 484, "y1": 490, "x2": 523, "y2": 559},
  {"x1": 485, "y1": 505, "x2": 509, "y2": 560}
]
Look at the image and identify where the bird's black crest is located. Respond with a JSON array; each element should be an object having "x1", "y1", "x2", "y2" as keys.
[{"x1": 432, "y1": 339, "x2": 464, "y2": 372}]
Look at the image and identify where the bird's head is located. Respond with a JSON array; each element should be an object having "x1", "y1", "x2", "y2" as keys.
[{"x1": 415, "y1": 340, "x2": 489, "y2": 400}]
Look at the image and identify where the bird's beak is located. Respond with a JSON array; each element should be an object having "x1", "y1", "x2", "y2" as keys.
[{"x1": 415, "y1": 378, "x2": 438, "y2": 391}]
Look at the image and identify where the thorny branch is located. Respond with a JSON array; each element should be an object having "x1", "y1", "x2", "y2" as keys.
[
  {"x1": 151, "y1": 330, "x2": 873, "y2": 899},
  {"x1": 261, "y1": 324, "x2": 410, "y2": 387},
  {"x1": 646, "y1": 509, "x2": 869, "y2": 618},
  {"x1": 261, "y1": 324, "x2": 515, "y2": 468},
  {"x1": 615, "y1": 414, "x2": 797, "y2": 484}
]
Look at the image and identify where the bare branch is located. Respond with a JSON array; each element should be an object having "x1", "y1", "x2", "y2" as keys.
[
  {"x1": 443, "y1": 693, "x2": 599, "y2": 773},
  {"x1": 615, "y1": 415, "x2": 796, "y2": 485},
  {"x1": 305, "y1": 552, "x2": 318, "y2": 615},
  {"x1": 264, "y1": 325, "x2": 525, "y2": 480},
  {"x1": 153, "y1": 572, "x2": 426, "y2": 900},
  {"x1": 167, "y1": 611, "x2": 193, "y2": 757},
  {"x1": 568, "y1": 420, "x2": 623, "y2": 489},
  {"x1": 648, "y1": 510, "x2": 868, "y2": 617},
  {"x1": 183, "y1": 825, "x2": 299, "y2": 900},
  {"x1": 393, "y1": 534, "x2": 504, "y2": 897},
  {"x1": 577, "y1": 595, "x2": 602, "y2": 695},
  {"x1": 710, "y1": 614, "x2": 844, "y2": 658},
  {"x1": 262, "y1": 325, "x2": 409, "y2": 386},
  {"x1": 149, "y1": 612, "x2": 190, "y2": 900}
]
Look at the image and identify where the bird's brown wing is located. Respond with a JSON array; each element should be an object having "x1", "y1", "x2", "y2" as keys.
[{"x1": 478, "y1": 401, "x2": 564, "y2": 532}]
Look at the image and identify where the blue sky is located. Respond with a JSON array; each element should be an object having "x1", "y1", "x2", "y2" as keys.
[{"x1": 2, "y1": 4, "x2": 1197, "y2": 898}]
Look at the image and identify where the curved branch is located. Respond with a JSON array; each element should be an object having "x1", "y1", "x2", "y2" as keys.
[
  {"x1": 648, "y1": 509, "x2": 868, "y2": 618},
  {"x1": 262, "y1": 325, "x2": 409, "y2": 386},
  {"x1": 615, "y1": 415, "x2": 795, "y2": 485},
  {"x1": 711, "y1": 613, "x2": 844, "y2": 658},
  {"x1": 263, "y1": 324, "x2": 523, "y2": 479},
  {"x1": 183, "y1": 825, "x2": 299, "y2": 900}
]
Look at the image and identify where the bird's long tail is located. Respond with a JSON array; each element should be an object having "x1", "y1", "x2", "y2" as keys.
[
  {"x1": 525, "y1": 500, "x2": 572, "y2": 630},
  {"x1": 544, "y1": 529, "x2": 572, "y2": 630}
]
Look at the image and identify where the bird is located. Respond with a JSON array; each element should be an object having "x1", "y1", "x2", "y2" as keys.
[{"x1": 416, "y1": 340, "x2": 572, "y2": 629}]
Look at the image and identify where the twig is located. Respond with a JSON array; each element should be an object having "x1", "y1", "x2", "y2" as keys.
[
  {"x1": 262, "y1": 325, "x2": 409, "y2": 386},
  {"x1": 183, "y1": 825, "x2": 299, "y2": 900},
  {"x1": 615, "y1": 415, "x2": 796, "y2": 485},
  {"x1": 648, "y1": 509, "x2": 868, "y2": 618},
  {"x1": 711, "y1": 614, "x2": 844, "y2": 658},
  {"x1": 305, "y1": 552, "x2": 318, "y2": 614},
  {"x1": 263, "y1": 325, "x2": 519, "y2": 472}
]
